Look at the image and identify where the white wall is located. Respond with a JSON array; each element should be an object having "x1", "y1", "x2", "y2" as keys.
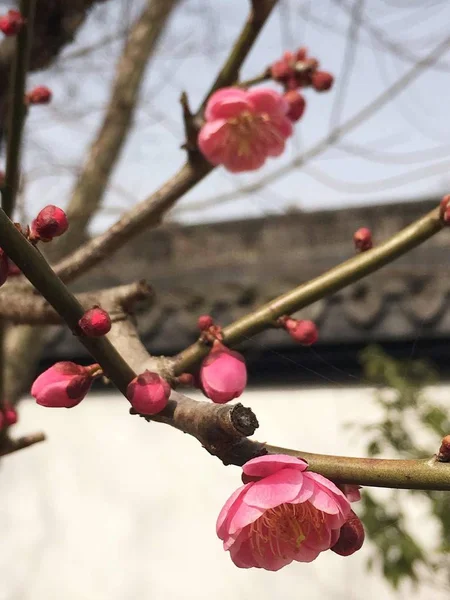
[{"x1": 1, "y1": 386, "x2": 448, "y2": 600}]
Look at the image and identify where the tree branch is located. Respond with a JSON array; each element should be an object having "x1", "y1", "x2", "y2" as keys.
[
  {"x1": 0, "y1": 280, "x2": 152, "y2": 324},
  {"x1": 0, "y1": 430, "x2": 46, "y2": 456},
  {"x1": 174, "y1": 205, "x2": 444, "y2": 374},
  {"x1": 2, "y1": 0, "x2": 36, "y2": 218},
  {"x1": 53, "y1": 0, "x2": 181, "y2": 256},
  {"x1": 49, "y1": 0, "x2": 280, "y2": 284}
]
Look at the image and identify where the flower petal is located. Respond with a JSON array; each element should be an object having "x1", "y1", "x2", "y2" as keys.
[
  {"x1": 197, "y1": 119, "x2": 231, "y2": 165},
  {"x1": 216, "y1": 483, "x2": 250, "y2": 540},
  {"x1": 304, "y1": 472, "x2": 351, "y2": 517},
  {"x1": 243, "y1": 454, "x2": 308, "y2": 478},
  {"x1": 247, "y1": 88, "x2": 289, "y2": 117},
  {"x1": 205, "y1": 88, "x2": 251, "y2": 120},
  {"x1": 243, "y1": 468, "x2": 303, "y2": 510}
]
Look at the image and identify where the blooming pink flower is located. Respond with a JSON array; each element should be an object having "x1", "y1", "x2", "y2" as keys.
[
  {"x1": 79, "y1": 306, "x2": 112, "y2": 337},
  {"x1": 127, "y1": 371, "x2": 171, "y2": 415},
  {"x1": 31, "y1": 362, "x2": 98, "y2": 408},
  {"x1": 200, "y1": 342, "x2": 247, "y2": 404},
  {"x1": 30, "y1": 205, "x2": 68, "y2": 242},
  {"x1": 217, "y1": 454, "x2": 351, "y2": 570},
  {"x1": 198, "y1": 87, "x2": 293, "y2": 173}
]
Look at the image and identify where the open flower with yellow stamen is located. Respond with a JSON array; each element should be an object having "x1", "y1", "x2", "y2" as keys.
[
  {"x1": 217, "y1": 454, "x2": 352, "y2": 570},
  {"x1": 198, "y1": 87, "x2": 293, "y2": 173}
]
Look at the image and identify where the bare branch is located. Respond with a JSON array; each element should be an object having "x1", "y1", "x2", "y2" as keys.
[{"x1": 0, "y1": 430, "x2": 46, "y2": 456}]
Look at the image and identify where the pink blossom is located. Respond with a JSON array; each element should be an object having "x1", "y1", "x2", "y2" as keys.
[
  {"x1": 30, "y1": 205, "x2": 68, "y2": 242},
  {"x1": 127, "y1": 371, "x2": 171, "y2": 415},
  {"x1": 31, "y1": 362, "x2": 97, "y2": 408},
  {"x1": 217, "y1": 454, "x2": 351, "y2": 570},
  {"x1": 198, "y1": 87, "x2": 293, "y2": 173},
  {"x1": 200, "y1": 342, "x2": 247, "y2": 404}
]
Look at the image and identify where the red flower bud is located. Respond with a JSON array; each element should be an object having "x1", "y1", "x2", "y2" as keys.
[
  {"x1": 440, "y1": 195, "x2": 450, "y2": 224},
  {"x1": 284, "y1": 90, "x2": 306, "y2": 122},
  {"x1": 30, "y1": 205, "x2": 68, "y2": 242},
  {"x1": 0, "y1": 249, "x2": 8, "y2": 287},
  {"x1": 26, "y1": 85, "x2": 52, "y2": 105},
  {"x1": 295, "y1": 47, "x2": 308, "y2": 61},
  {"x1": 127, "y1": 370, "x2": 171, "y2": 415},
  {"x1": 79, "y1": 307, "x2": 111, "y2": 337},
  {"x1": 331, "y1": 510, "x2": 365, "y2": 556},
  {"x1": 31, "y1": 362, "x2": 98, "y2": 408},
  {"x1": 270, "y1": 59, "x2": 292, "y2": 82},
  {"x1": 197, "y1": 314, "x2": 214, "y2": 331},
  {"x1": 200, "y1": 342, "x2": 247, "y2": 404},
  {"x1": 284, "y1": 319, "x2": 318, "y2": 346},
  {"x1": 176, "y1": 373, "x2": 195, "y2": 386},
  {"x1": 353, "y1": 227, "x2": 373, "y2": 252},
  {"x1": 3, "y1": 402, "x2": 18, "y2": 426},
  {"x1": 0, "y1": 10, "x2": 25, "y2": 36},
  {"x1": 437, "y1": 435, "x2": 450, "y2": 462},
  {"x1": 311, "y1": 71, "x2": 334, "y2": 92}
]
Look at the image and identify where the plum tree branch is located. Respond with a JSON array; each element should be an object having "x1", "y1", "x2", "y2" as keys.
[
  {"x1": 54, "y1": 0, "x2": 181, "y2": 256},
  {"x1": 0, "y1": 280, "x2": 152, "y2": 324},
  {"x1": 173, "y1": 205, "x2": 444, "y2": 374},
  {"x1": 49, "y1": 0, "x2": 280, "y2": 284}
]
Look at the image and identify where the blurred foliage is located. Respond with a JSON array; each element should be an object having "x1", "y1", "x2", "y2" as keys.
[{"x1": 356, "y1": 345, "x2": 450, "y2": 590}]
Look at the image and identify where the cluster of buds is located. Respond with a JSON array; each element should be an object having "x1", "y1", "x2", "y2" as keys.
[
  {"x1": 278, "y1": 316, "x2": 319, "y2": 346},
  {"x1": 26, "y1": 86, "x2": 52, "y2": 106},
  {"x1": 270, "y1": 47, "x2": 334, "y2": 123},
  {"x1": 31, "y1": 362, "x2": 103, "y2": 408},
  {"x1": 0, "y1": 10, "x2": 25, "y2": 36},
  {"x1": 0, "y1": 402, "x2": 18, "y2": 430},
  {"x1": 78, "y1": 306, "x2": 111, "y2": 337},
  {"x1": 29, "y1": 204, "x2": 68, "y2": 243},
  {"x1": 353, "y1": 227, "x2": 373, "y2": 252}
]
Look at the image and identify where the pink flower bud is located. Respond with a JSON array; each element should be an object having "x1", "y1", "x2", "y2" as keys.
[
  {"x1": 440, "y1": 195, "x2": 450, "y2": 224},
  {"x1": 437, "y1": 435, "x2": 450, "y2": 462},
  {"x1": 284, "y1": 90, "x2": 306, "y2": 122},
  {"x1": 295, "y1": 47, "x2": 308, "y2": 61},
  {"x1": 200, "y1": 342, "x2": 247, "y2": 404},
  {"x1": 31, "y1": 362, "x2": 97, "y2": 408},
  {"x1": 176, "y1": 373, "x2": 195, "y2": 386},
  {"x1": 284, "y1": 319, "x2": 318, "y2": 345},
  {"x1": 26, "y1": 85, "x2": 52, "y2": 105},
  {"x1": 311, "y1": 71, "x2": 334, "y2": 92},
  {"x1": 30, "y1": 205, "x2": 68, "y2": 242},
  {"x1": 331, "y1": 510, "x2": 365, "y2": 556},
  {"x1": 127, "y1": 370, "x2": 171, "y2": 415},
  {"x1": 0, "y1": 249, "x2": 8, "y2": 287},
  {"x1": 270, "y1": 59, "x2": 292, "y2": 82},
  {"x1": 0, "y1": 10, "x2": 25, "y2": 36},
  {"x1": 353, "y1": 227, "x2": 373, "y2": 252},
  {"x1": 197, "y1": 314, "x2": 214, "y2": 331},
  {"x1": 3, "y1": 402, "x2": 18, "y2": 426},
  {"x1": 78, "y1": 306, "x2": 111, "y2": 337}
]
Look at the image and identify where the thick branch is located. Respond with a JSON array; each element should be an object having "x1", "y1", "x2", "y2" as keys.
[
  {"x1": 0, "y1": 280, "x2": 152, "y2": 324},
  {"x1": 265, "y1": 445, "x2": 450, "y2": 491},
  {"x1": 0, "y1": 208, "x2": 136, "y2": 395},
  {"x1": 54, "y1": 0, "x2": 181, "y2": 256},
  {"x1": 174, "y1": 205, "x2": 444, "y2": 373}
]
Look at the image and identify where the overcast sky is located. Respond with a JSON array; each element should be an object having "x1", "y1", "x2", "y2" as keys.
[{"x1": 14, "y1": 0, "x2": 450, "y2": 231}]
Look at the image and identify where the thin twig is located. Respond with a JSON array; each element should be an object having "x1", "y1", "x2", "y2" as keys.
[
  {"x1": 0, "y1": 431, "x2": 46, "y2": 456},
  {"x1": 173, "y1": 205, "x2": 443, "y2": 373}
]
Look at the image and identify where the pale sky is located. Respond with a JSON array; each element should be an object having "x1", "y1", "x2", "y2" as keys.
[{"x1": 13, "y1": 0, "x2": 450, "y2": 231}]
